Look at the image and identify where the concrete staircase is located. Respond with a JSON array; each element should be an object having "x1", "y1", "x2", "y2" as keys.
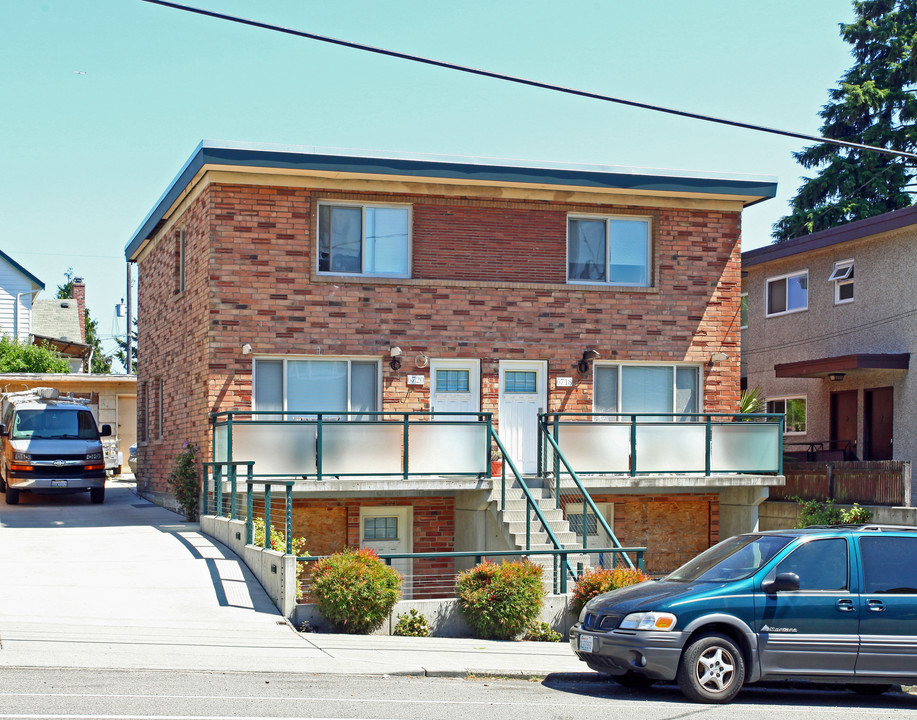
[{"x1": 489, "y1": 476, "x2": 594, "y2": 592}]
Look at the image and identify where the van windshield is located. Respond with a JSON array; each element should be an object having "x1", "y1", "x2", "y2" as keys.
[
  {"x1": 12, "y1": 409, "x2": 99, "y2": 440},
  {"x1": 664, "y1": 534, "x2": 793, "y2": 583}
]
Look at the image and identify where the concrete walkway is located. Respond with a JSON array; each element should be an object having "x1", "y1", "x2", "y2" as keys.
[{"x1": 0, "y1": 480, "x2": 584, "y2": 677}]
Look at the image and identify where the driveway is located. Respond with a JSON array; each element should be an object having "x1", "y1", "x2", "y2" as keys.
[{"x1": 0, "y1": 479, "x2": 321, "y2": 672}]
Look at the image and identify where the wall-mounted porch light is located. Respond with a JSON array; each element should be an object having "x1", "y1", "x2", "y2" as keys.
[
  {"x1": 578, "y1": 349, "x2": 600, "y2": 374},
  {"x1": 710, "y1": 351, "x2": 729, "y2": 364},
  {"x1": 241, "y1": 343, "x2": 252, "y2": 355},
  {"x1": 828, "y1": 372, "x2": 846, "y2": 382},
  {"x1": 389, "y1": 346, "x2": 402, "y2": 371}
]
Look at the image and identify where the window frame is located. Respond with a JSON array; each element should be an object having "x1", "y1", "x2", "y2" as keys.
[
  {"x1": 830, "y1": 259, "x2": 855, "y2": 305},
  {"x1": 566, "y1": 213, "x2": 652, "y2": 287},
  {"x1": 175, "y1": 229, "x2": 186, "y2": 295},
  {"x1": 316, "y1": 201, "x2": 412, "y2": 279},
  {"x1": 251, "y1": 355, "x2": 382, "y2": 417},
  {"x1": 592, "y1": 362, "x2": 703, "y2": 417},
  {"x1": 740, "y1": 292, "x2": 748, "y2": 329},
  {"x1": 765, "y1": 270, "x2": 808, "y2": 317},
  {"x1": 766, "y1": 395, "x2": 807, "y2": 435}
]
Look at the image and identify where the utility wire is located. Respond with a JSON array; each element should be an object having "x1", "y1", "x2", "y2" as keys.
[{"x1": 143, "y1": 0, "x2": 917, "y2": 163}]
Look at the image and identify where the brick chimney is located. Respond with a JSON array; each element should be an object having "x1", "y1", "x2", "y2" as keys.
[{"x1": 72, "y1": 277, "x2": 86, "y2": 342}]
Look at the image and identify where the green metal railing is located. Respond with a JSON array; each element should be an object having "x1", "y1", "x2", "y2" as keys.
[
  {"x1": 538, "y1": 429, "x2": 635, "y2": 569},
  {"x1": 297, "y1": 547, "x2": 646, "y2": 595},
  {"x1": 538, "y1": 412, "x2": 785, "y2": 478},
  {"x1": 210, "y1": 410, "x2": 492, "y2": 481}
]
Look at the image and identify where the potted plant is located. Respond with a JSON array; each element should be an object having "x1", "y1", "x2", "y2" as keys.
[{"x1": 490, "y1": 445, "x2": 503, "y2": 477}]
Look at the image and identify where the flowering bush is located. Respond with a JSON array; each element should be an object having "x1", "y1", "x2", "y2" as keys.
[
  {"x1": 571, "y1": 566, "x2": 649, "y2": 615},
  {"x1": 456, "y1": 560, "x2": 544, "y2": 640},
  {"x1": 310, "y1": 548, "x2": 401, "y2": 634}
]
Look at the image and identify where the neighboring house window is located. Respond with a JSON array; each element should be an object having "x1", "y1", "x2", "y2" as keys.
[
  {"x1": 175, "y1": 229, "x2": 186, "y2": 294},
  {"x1": 766, "y1": 270, "x2": 807, "y2": 316},
  {"x1": 567, "y1": 215, "x2": 651, "y2": 286},
  {"x1": 829, "y1": 259, "x2": 854, "y2": 304},
  {"x1": 767, "y1": 397, "x2": 806, "y2": 434},
  {"x1": 318, "y1": 203, "x2": 410, "y2": 277},
  {"x1": 594, "y1": 364, "x2": 700, "y2": 418},
  {"x1": 740, "y1": 292, "x2": 748, "y2": 329},
  {"x1": 253, "y1": 357, "x2": 379, "y2": 418}
]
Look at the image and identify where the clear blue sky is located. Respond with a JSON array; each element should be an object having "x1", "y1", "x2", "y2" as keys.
[{"x1": 1, "y1": 0, "x2": 855, "y2": 369}]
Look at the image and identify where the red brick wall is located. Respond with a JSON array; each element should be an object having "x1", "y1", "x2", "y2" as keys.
[
  {"x1": 136, "y1": 180, "x2": 741, "y2": 491},
  {"x1": 582, "y1": 493, "x2": 720, "y2": 575},
  {"x1": 290, "y1": 496, "x2": 455, "y2": 599}
]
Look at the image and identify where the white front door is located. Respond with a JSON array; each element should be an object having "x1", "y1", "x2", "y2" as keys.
[
  {"x1": 430, "y1": 359, "x2": 480, "y2": 420},
  {"x1": 498, "y1": 360, "x2": 547, "y2": 474},
  {"x1": 360, "y1": 506, "x2": 413, "y2": 598}
]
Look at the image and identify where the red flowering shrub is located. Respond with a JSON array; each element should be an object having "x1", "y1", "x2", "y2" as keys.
[
  {"x1": 571, "y1": 566, "x2": 649, "y2": 614},
  {"x1": 310, "y1": 548, "x2": 401, "y2": 634},
  {"x1": 456, "y1": 560, "x2": 544, "y2": 639}
]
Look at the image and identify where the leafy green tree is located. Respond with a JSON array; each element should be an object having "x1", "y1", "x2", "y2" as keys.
[
  {"x1": 0, "y1": 337, "x2": 70, "y2": 373},
  {"x1": 114, "y1": 318, "x2": 138, "y2": 374},
  {"x1": 773, "y1": 0, "x2": 917, "y2": 242},
  {"x1": 57, "y1": 269, "x2": 111, "y2": 373}
]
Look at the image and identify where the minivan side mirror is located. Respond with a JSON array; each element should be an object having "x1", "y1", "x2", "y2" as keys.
[
  {"x1": 762, "y1": 572, "x2": 801, "y2": 594},
  {"x1": 100, "y1": 424, "x2": 112, "y2": 437}
]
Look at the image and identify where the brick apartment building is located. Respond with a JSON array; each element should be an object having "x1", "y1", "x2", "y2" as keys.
[{"x1": 125, "y1": 141, "x2": 779, "y2": 575}]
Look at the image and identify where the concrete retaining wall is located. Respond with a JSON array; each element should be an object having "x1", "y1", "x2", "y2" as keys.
[{"x1": 759, "y1": 500, "x2": 917, "y2": 530}]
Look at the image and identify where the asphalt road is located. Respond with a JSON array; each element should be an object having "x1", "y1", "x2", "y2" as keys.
[{"x1": 2, "y1": 668, "x2": 917, "y2": 720}]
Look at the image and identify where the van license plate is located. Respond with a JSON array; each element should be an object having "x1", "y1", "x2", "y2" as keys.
[
  {"x1": 51, "y1": 480, "x2": 67, "y2": 488},
  {"x1": 579, "y1": 635, "x2": 594, "y2": 652}
]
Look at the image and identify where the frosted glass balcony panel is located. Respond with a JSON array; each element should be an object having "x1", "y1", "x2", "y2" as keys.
[
  {"x1": 554, "y1": 424, "x2": 631, "y2": 472},
  {"x1": 214, "y1": 425, "x2": 227, "y2": 462},
  {"x1": 408, "y1": 423, "x2": 487, "y2": 474},
  {"x1": 320, "y1": 423, "x2": 404, "y2": 474},
  {"x1": 634, "y1": 424, "x2": 706, "y2": 472},
  {"x1": 228, "y1": 423, "x2": 318, "y2": 476},
  {"x1": 711, "y1": 424, "x2": 781, "y2": 472}
]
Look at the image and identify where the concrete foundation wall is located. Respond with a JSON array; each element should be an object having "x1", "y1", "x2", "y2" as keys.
[{"x1": 759, "y1": 500, "x2": 917, "y2": 531}]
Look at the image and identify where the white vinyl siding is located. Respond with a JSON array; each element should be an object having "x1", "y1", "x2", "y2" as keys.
[{"x1": 0, "y1": 260, "x2": 40, "y2": 340}]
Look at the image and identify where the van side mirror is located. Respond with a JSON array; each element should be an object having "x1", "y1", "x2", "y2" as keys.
[
  {"x1": 762, "y1": 572, "x2": 800, "y2": 594},
  {"x1": 100, "y1": 424, "x2": 112, "y2": 437},
  {"x1": 0, "y1": 423, "x2": 7, "y2": 436}
]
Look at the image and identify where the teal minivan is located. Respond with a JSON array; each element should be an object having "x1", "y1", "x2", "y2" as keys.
[{"x1": 570, "y1": 525, "x2": 917, "y2": 703}]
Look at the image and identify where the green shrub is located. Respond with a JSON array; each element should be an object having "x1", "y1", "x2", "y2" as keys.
[
  {"x1": 571, "y1": 566, "x2": 649, "y2": 615},
  {"x1": 393, "y1": 608, "x2": 430, "y2": 637},
  {"x1": 455, "y1": 559, "x2": 544, "y2": 640},
  {"x1": 252, "y1": 517, "x2": 309, "y2": 599},
  {"x1": 522, "y1": 621, "x2": 562, "y2": 642},
  {"x1": 792, "y1": 497, "x2": 873, "y2": 528},
  {"x1": 310, "y1": 548, "x2": 401, "y2": 634},
  {"x1": 167, "y1": 442, "x2": 199, "y2": 520}
]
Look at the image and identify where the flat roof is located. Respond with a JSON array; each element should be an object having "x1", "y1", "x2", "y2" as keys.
[
  {"x1": 743, "y1": 205, "x2": 917, "y2": 268},
  {"x1": 126, "y1": 141, "x2": 778, "y2": 260}
]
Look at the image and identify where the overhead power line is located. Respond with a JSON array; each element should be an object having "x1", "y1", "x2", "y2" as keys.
[{"x1": 143, "y1": 0, "x2": 917, "y2": 163}]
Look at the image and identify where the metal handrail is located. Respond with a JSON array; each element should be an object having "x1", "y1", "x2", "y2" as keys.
[
  {"x1": 538, "y1": 424, "x2": 635, "y2": 569},
  {"x1": 489, "y1": 428, "x2": 577, "y2": 591}
]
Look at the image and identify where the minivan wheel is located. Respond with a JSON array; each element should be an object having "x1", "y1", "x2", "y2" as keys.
[
  {"x1": 90, "y1": 487, "x2": 105, "y2": 504},
  {"x1": 677, "y1": 633, "x2": 745, "y2": 704},
  {"x1": 5, "y1": 487, "x2": 19, "y2": 505}
]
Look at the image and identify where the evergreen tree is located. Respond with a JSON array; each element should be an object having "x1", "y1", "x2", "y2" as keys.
[
  {"x1": 114, "y1": 318, "x2": 138, "y2": 374},
  {"x1": 773, "y1": 0, "x2": 917, "y2": 242},
  {"x1": 57, "y1": 269, "x2": 112, "y2": 374}
]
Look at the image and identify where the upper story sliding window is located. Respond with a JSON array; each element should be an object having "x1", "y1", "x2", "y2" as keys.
[
  {"x1": 766, "y1": 270, "x2": 808, "y2": 317},
  {"x1": 567, "y1": 215, "x2": 651, "y2": 287},
  {"x1": 318, "y1": 203, "x2": 411, "y2": 277}
]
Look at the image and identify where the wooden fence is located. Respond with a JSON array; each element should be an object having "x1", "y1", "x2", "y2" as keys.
[{"x1": 771, "y1": 461, "x2": 913, "y2": 507}]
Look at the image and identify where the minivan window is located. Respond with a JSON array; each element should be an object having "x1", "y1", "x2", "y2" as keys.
[
  {"x1": 861, "y1": 536, "x2": 917, "y2": 594},
  {"x1": 768, "y1": 538, "x2": 848, "y2": 590},
  {"x1": 665, "y1": 534, "x2": 792, "y2": 583},
  {"x1": 12, "y1": 409, "x2": 99, "y2": 440}
]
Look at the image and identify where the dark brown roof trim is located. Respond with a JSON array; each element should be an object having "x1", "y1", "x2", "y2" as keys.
[
  {"x1": 743, "y1": 205, "x2": 917, "y2": 267},
  {"x1": 775, "y1": 353, "x2": 910, "y2": 378}
]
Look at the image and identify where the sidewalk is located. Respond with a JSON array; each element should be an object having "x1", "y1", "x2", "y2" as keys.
[{"x1": 0, "y1": 481, "x2": 585, "y2": 678}]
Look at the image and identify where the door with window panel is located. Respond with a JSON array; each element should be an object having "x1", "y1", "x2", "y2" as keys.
[
  {"x1": 498, "y1": 361, "x2": 546, "y2": 475},
  {"x1": 429, "y1": 360, "x2": 480, "y2": 420},
  {"x1": 360, "y1": 506, "x2": 413, "y2": 598}
]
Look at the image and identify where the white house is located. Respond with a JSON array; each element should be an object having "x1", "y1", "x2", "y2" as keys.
[{"x1": 0, "y1": 250, "x2": 44, "y2": 341}]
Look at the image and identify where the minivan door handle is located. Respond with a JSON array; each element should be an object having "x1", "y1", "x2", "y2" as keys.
[
  {"x1": 836, "y1": 598, "x2": 856, "y2": 612},
  {"x1": 867, "y1": 599, "x2": 886, "y2": 612}
]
